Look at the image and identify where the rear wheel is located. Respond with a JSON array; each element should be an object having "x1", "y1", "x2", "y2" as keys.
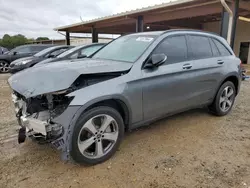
[
  {"x1": 209, "y1": 81, "x2": 236, "y2": 116},
  {"x1": 70, "y1": 106, "x2": 124, "y2": 165},
  {"x1": 0, "y1": 60, "x2": 10, "y2": 73}
]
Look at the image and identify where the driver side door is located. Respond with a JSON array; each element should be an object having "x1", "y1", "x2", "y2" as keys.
[{"x1": 142, "y1": 35, "x2": 197, "y2": 121}]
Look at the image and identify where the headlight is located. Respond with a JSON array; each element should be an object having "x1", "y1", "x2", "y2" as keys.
[{"x1": 16, "y1": 60, "x2": 31, "y2": 65}]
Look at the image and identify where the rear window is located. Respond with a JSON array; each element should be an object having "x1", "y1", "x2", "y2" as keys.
[
  {"x1": 188, "y1": 35, "x2": 213, "y2": 59},
  {"x1": 212, "y1": 39, "x2": 231, "y2": 56}
]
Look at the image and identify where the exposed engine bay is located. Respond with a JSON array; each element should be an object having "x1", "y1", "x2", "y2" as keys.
[{"x1": 11, "y1": 72, "x2": 125, "y2": 144}]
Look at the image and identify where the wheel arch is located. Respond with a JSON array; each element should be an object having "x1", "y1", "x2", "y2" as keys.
[
  {"x1": 72, "y1": 96, "x2": 132, "y2": 131},
  {"x1": 0, "y1": 59, "x2": 10, "y2": 63},
  {"x1": 219, "y1": 74, "x2": 240, "y2": 95},
  {"x1": 212, "y1": 73, "x2": 240, "y2": 103}
]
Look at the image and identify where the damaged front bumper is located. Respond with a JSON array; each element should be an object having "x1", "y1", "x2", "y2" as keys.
[
  {"x1": 12, "y1": 92, "x2": 81, "y2": 160},
  {"x1": 12, "y1": 93, "x2": 63, "y2": 142}
]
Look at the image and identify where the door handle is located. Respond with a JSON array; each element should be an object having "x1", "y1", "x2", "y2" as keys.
[
  {"x1": 182, "y1": 64, "x2": 192, "y2": 69},
  {"x1": 217, "y1": 60, "x2": 224, "y2": 64}
]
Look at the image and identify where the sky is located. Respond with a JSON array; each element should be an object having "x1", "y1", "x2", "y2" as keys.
[{"x1": 0, "y1": 0, "x2": 176, "y2": 39}]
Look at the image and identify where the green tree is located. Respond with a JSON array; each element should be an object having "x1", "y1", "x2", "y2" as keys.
[
  {"x1": 0, "y1": 34, "x2": 28, "y2": 49},
  {"x1": 36, "y1": 37, "x2": 49, "y2": 41}
]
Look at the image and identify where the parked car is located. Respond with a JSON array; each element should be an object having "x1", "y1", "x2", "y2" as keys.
[
  {"x1": 34, "y1": 43, "x2": 105, "y2": 67},
  {"x1": 0, "y1": 44, "x2": 53, "y2": 73},
  {"x1": 8, "y1": 30, "x2": 241, "y2": 165},
  {"x1": 9, "y1": 45, "x2": 73, "y2": 73}
]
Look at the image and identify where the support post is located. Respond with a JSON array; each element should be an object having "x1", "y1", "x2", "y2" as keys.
[
  {"x1": 136, "y1": 15, "x2": 144, "y2": 32},
  {"x1": 220, "y1": 8, "x2": 230, "y2": 40},
  {"x1": 66, "y1": 31, "x2": 70, "y2": 45},
  {"x1": 231, "y1": 0, "x2": 239, "y2": 49},
  {"x1": 92, "y1": 27, "x2": 98, "y2": 43}
]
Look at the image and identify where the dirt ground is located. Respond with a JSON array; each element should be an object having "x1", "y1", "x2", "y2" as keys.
[{"x1": 0, "y1": 74, "x2": 250, "y2": 188}]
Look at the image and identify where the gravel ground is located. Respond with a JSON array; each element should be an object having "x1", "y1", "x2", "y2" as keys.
[{"x1": 0, "y1": 74, "x2": 250, "y2": 188}]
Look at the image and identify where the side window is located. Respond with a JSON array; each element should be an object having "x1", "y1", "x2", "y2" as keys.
[
  {"x1": 188, "y1": 35, "x2": 213, "y2": 59},
  {"x1": 153, "y1": 35, "x2": 187, "y2": 64},
  {"x1": 209, "y1": 38, "x2": 220, "y2": 57},
  {"x1": 80, "y1": 45, "x2": 103, "y2": 57},
  {"x1": 49, "y1": 48, "x2": 68, "y2": 57},
  {"x1": 212, "y1": 39, "x2": 231, "y2": 56},
  {"x1": 70, "y1": 52, "x2": 79, "y2": 59},
  {"x1": 15, "y1": 46, "x2": 31, "y2": 54}
]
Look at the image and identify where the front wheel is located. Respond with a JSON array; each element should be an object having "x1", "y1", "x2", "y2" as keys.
[
  {"x1": 0, "y1": 60, "x2": 10, "y2": 73},
  {"x1": 209, "y1": 81, "x2": 236, "y2": 116},
  {"x1": 70, "y1": 106, "x2": 124, "y2": 165}
]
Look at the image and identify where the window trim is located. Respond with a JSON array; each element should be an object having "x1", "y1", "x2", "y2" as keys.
[
  {"x1": 208, "y1": 38, "x2": 220, "y2": 57},
  {"x1": 186, "y1": 34, "x2": 213, "y2": 61},
  {"x1": 142, "y1": 34, "x2": 188, "y2": 69}
]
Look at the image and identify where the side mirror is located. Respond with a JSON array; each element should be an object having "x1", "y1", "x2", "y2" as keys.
[
  {"x1": 151, "y1": 54, "x2": 167, "y2": 66},
  {"x1": 13, "y1": 51, "x2": 17, "y2": 55},
  {"x1": 144, "y1": 54, "x2": 167, "y2": 69},
  {"x1": 77, "y1": 54, "x2": 87, "y2": 59}
]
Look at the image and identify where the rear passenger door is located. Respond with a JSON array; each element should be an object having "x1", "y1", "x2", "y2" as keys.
[{"x1": 186, "y1": 34, "x2": 225, "y2": 105}]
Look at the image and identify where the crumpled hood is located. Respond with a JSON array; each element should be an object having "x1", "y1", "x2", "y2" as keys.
[{"x1": 8, "y1": 58, "x2": 132, "y2": 98}]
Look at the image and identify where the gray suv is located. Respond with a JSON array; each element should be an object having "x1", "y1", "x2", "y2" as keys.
[{"x1": 8, "y1": 30, "x2": 241, "y2": 165}]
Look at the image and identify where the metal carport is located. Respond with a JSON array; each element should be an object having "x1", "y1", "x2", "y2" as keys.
[{"x1": 54, "y1": 0, "x2": 250, "y2": 50}]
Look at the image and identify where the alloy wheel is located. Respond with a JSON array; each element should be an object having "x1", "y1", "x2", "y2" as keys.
[
  {"x1": 219, "y1": 86, "x2": 234, "y2": 112},
  {"x1": 0, "y1": 61, "x2": 10, "y2": 73},
  {"x1": 77, "y1": 114, "x2": 119, "y2": 159}
]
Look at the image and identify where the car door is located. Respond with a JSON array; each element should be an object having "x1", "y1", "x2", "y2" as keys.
[
  {"x1": 10, "y1": 46, "x2": 32, "y2": 61},
  {"x1": 185, "y1": 34, "x2": 226, "y2": 105},
  {"x1": 142, "y1": 35, "x2": 199, "y2": 120}
]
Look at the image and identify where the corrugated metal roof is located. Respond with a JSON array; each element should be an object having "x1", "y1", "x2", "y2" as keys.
[{"x1": 54, "y1": 0, "x2": 196, "y2": 31}]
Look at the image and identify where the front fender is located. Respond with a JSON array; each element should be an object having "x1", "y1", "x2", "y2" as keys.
[{"x1": 54, "y1": 81, "x2": 133, "y2": 161}]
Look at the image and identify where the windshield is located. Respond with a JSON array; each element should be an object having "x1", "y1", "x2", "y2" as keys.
[
  {"x1": 57, "y1": 45, "x2": 84, "y2": 58},
  {"x1": 92, "y1": 35, "x2": 156, "y2": 63},
  {"x1": 34, "y1": 46, "x2": 60, "y2": 57}
]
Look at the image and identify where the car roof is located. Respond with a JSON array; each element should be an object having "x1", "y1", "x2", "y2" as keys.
[
  {"x1": 127, "y1": 29, "x2": 220, "y2": 38},
  {"x1": 78, "y1": 43, "x2": 106, "y2": 47},
  {"x1": 128, "y1": 31, "x2": 165, "y2": 36},
  {"x1": 45, "y1": 45, "x2": 71, "y2": 50},
  {"x1": 22, "y1": 44, "x2": 55, "y2": 47},
  {"x1": 163, "y1": 29, "x2": 220, "y2": 36}
]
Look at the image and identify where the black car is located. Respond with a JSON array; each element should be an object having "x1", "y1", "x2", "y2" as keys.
[
  {"x1": 34, "y1": 43, "x2": 105, "y2": 67},
  {"x1": 10, "y1": 45, "x2": 73, "y2": 73},
  {"x1": 0, "y1": 44, "x2": 53, "y2": 73}
]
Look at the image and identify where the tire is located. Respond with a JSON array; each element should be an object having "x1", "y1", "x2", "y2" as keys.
[
  {"x1": 0, "y1": 60, "x2": 10, "y2": 73},
  {"x1": 209, "y1": 81, "x2": 236, "y2": 116},
  {"x1": 70, "y1": 106, "x2": 124, "y2": 165}
]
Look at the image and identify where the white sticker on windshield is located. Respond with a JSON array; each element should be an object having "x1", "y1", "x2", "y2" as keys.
[{"x1": 136, "y1": 37, "x2": 154, "y2": 42}]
